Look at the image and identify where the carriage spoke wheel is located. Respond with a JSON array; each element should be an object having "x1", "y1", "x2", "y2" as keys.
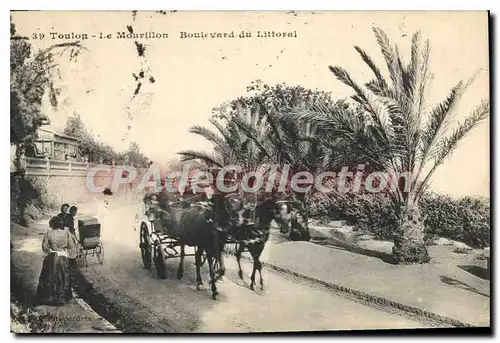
[
  {"x1": 139, "y1": 222, "x2": 152, "y2": 269},
  {"x1": 154, "y1": 242, "x2": 167, "y2": 279},
  {"x1": 96, "y1": 240, "x2": 104, "y2": 265}
]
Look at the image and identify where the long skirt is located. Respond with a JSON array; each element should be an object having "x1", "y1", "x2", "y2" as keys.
[{"x1": 36, "y1": 253, "x2": 72, "y2": 306}]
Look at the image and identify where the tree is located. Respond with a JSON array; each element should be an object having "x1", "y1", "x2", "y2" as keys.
[
  {"x1": 121, "y1": 142, "x2": 150, "y2": 168},
  {"x1": 294, "y1": 27, "x2": 489, "y2": 263},
  {"x1": 63, "y1": 111, "x2": 86, "y2": 138},
  {"x1": 178, "y1": 82, "x2": 360, "y2": 240},
  {"x1": 10, "y1": 18, "x2": 84, "y2": 147},
  {"x1": 180, "y1": 81, "x2": 351, "y2": 170},
  {"x1": 181, "y1": 82, "x2": 368, "y2": 205},
  {"x1": 63, "y1": 112, "x2": 119, "y2": 163}
]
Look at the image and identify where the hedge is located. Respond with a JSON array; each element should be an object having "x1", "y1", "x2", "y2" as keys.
[
  {"x1": 309, "y1": 191, "x2": 490, "y2": 249},
  {"x1": 420, "y1": 193, "x2": 490, "y2": 249}
]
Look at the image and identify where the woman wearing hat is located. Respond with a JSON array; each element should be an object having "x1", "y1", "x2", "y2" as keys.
[{"x1": 36, "y1": 215, "x2": 75, "y2": 305}]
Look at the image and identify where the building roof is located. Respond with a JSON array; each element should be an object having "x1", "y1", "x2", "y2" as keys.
[{"x1": 37, "y1": 128, "x2": 78, "y2": 142}]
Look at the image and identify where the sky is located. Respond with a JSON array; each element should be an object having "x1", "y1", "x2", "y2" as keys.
[{"x1": 11, "y1": 11, "x2": 490, "y2": 198}]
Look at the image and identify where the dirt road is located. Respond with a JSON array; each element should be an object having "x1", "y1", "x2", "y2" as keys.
[{"x1": 75, "y1": 201, "x2": 429, "y2": 333}]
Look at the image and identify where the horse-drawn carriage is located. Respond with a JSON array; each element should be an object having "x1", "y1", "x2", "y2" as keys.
[
  {"x1": 137, "y1": 168, "x2": 310, "y2": 299},
  {"x1": 76, "y1": 216, "x2": 104, "y2": 267}
]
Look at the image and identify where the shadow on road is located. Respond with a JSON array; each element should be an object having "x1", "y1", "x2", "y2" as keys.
[
  {"x1": 457, "y1": 265, "x2": 490, "y2": 281},
  {"x1": 439, "y1": 275, "x2": 489, "y2": 298},
  {"x1": 311, "y1": 236, "x2": 397, "y2": 265}
]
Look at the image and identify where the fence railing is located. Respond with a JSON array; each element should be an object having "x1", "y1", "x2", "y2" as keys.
[{"x1": 22, "y1": 157, "x2": 101, "y2": 177}]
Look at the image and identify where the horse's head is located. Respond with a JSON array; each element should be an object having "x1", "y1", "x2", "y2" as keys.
[
  {"x1": 208, "y1": 192, "x2": 246, "y2": 230},
  {"x1": 225, "y1": 193, "x2": 246, "y2": 227},
  {"x1": 215, "y1": 193, "x2": 278, "y2": 230},
  {"x1": 254, "y1": 197, "x2": 279, "y2": 228}
]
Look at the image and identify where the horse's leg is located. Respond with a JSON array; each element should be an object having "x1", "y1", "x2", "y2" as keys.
[
  {"x1": 195, "y1": 246, "x2": 204, "y2": 290},
  {"x1": 257, "y1": 247, "x2": 264, "y2": 290},
  {"x1": 250, "y1": 243, "x2": 265, "y2": 291},
  {"x1": 249, "y1": 244, "x2": 258, "y2": 290},
  {"x1": 212, "y1": 231, "x2": 225, "y2": 281},
  {"x1": 207, "y1": 249, "x2": 219, "y2": 300},
  {"x1": 177, "y1": 244, "x2": 185, "y2": 280},
  {"x1": 235, "y1": 243, "x2": 245, "y2": 280},
  {"x1": 257, "y1": 260, "x2": 264, "y2": 290},
  {"x1": 218, "y1": 242, "x2": 226, "y2": 279}
]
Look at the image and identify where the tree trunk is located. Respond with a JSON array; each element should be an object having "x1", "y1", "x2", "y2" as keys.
[
  {"x1": 391, "y1": 202, "x2": 430, "y2": 264},
  {"x1": 290, "y1": 191, "x2": 311, "y2": 242}
]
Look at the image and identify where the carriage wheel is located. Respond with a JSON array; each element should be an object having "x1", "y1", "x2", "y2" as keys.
[
  {"x1": 77, "y1": 248, "x2": 86, "y2": 268},
  {"x1": 139, "y1": 222, "x2": 152, "y2": 269},
  {"x1": 154, "y1": 243, "x2": 167, "y2": 279},
  {"x1": 96, "y1": 240, "x2": 104, "y2": 265}
]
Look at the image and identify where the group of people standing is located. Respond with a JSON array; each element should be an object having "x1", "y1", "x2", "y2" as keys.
[{"x1": 36, "y1": 203, "x2": 80, "y2": 306}]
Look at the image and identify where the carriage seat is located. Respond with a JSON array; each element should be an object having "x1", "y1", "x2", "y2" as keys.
[{"x1": 78, "y1": 216, "x2": 101, "y2": 249}]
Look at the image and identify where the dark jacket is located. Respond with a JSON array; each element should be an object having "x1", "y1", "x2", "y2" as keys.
[
  {"x1": 57, "y1": 212, "x2": 67, "y2": 221},
  {"x1": 63, "y1": 215, "x2": 75, "y2": 233}
]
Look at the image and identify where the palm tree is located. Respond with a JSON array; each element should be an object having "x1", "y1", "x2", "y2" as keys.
[
  {"x1": 179, "y1": 101, "x2": 318, "y2": 196},
  {"x1": 294, "y1": 27, "x2": 489, "y2": 264},
  {"x1": 178, "y1": 103, "x2": 265, "y2": 171}
]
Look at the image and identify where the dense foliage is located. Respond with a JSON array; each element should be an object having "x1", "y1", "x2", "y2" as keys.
[
  {"x1": 310, "y1": 191, "x2": 490, "y2": 249},
  {"x1": 179, "y1": 82, "x2": 363, "y2": 190},
  {"x1": 420, "y1": 193, "x2": 490, "y2": 249},
  {"x1": 122, "y1": 141, "x2": 150, "y2": 168},
  {"x1": 10, "y1": 18, "x2": 84, "y2": 222},
  {"x1": 63, "y1": 112, "x2": 150, "y2": 167},
  {"x1": 63, "y1": 112, "x2": 116, "y2": 163},
  {"x1": 10, "y1": 20, "x2": 83, "y2": 145}
]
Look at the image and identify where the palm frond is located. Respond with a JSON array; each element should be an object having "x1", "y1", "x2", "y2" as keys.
[
  {"x1": 419, "y1": 81, "x2": 466, "y2": 165},
  {"x1": 177, "y1": 150, "x2": 223, "y2": 168},
  {"x1": 354, "y1": 46, "x2": 387, "y2": 87},
  {"x1": 415, "y1": 100, "x2": 489, "y2": 201},
  {"x1": 292, "y1": 104, "x2": 392, "y2": 170},
  {"x1": 372, "y1": 26, "x2": 403, "y2": 92},
  {"x1": 328, "y1": 65, "x2": 394, "y2": 153},
  {"x1": 188, "y1": 125, "x2": 228, "y2": 150},
  {"x1": 230, "y1": 114, "x2": 273, "y2": 163}
]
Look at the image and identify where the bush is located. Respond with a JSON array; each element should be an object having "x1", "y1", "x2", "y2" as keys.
[
  {"x1": 10, "y1": 174, "x2": 49, "y2": 225},
  {"x1": 11, "y1": 299, "x2": 59, "y2": 333},
  {"x1": 309, "y1": 191, "x2": 398, "y2": 241},
  {"x1": 309, "y1": 191, "x2": 491, "y2": 248},
  {"x1": 420, "y1": 193, "x2": 490, "y2": 249}
]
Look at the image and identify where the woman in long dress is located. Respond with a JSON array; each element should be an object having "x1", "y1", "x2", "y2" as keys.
[{"x1": 36, "y1": 215, "x2": 74, "y2": 306}]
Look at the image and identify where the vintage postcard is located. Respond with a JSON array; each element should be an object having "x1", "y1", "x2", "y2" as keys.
[{"x1": 10, "y1": 10, "x2": 490, "y2": 334}]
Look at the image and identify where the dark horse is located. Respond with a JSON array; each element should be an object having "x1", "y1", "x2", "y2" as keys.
[
  {"x1": 228, "y1": 196, "x2": 279, "y2": 291},
  {"x1": 145, "y1": 191, "x2": 244, "y2": 300}
]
